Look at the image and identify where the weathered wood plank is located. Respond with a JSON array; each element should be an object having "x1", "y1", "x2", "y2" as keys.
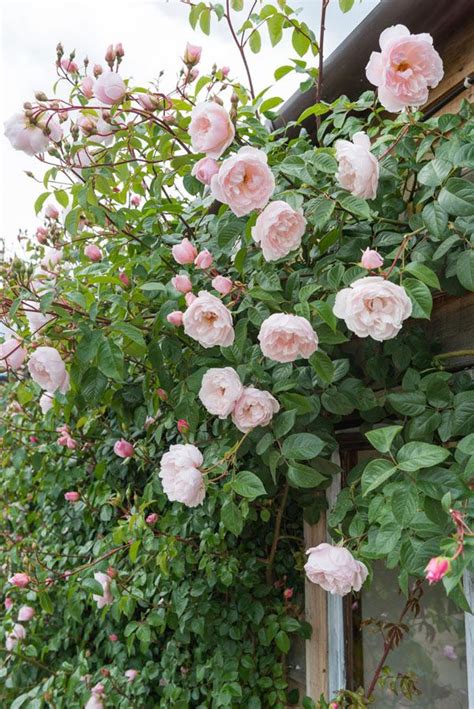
[
  {"x1": 304, "y1": 514, "x2": 328, "y2": 701},
  {"x1": 428, "y1": 293, "x2": 474, "y2": 368}
]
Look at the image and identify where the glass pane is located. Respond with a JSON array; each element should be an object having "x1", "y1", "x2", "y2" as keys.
[{"x1": 358, "y1": 561, "x2": 469, "y2": 707}]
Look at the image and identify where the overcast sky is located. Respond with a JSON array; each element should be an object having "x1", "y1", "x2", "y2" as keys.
[{"x1": 0, "y1": 0, "x2": 378, "y2": 256}]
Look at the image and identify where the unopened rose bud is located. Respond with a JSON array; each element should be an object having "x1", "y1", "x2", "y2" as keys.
[
  {"x1": 167, "y1": 311, "x2": 184, "y2": 326},
  {"x1": 29, "y1": 436, "x2": 39, "y2": 444},
  {"x1": 100, "y1": 668, "x2": 110, "y2": 677},
  {"x1": 118, "y1": 271, "x2": 130, "y2": 287},
  {"x1": 64, "y1": 491, "x2": 80, "y2": 502},
  {"x1": 183, "y1": 43, "x2": 202, "y2": 67},
  {"x1": 146, "y1": 512, "x2": 158, "y2": 525},
  {"x1": 9, "y1": 572, "x2": 30, "y2": 588},
  {"x1": 194, "y1": 249, "x2": 213, "y2": 270},
  {"x1": 45, "y1": 204, "x2": 59, "y2": 220},
  {"x1": 107, "y1": 566, "x2": 117, "y2": 578},
  {"x1": 115, "y1": 43, "x2": 124, "y2": 58},
  {"x1": 5, "y1": 597, "x2": 13, "y2": 610},
  {"x1": 109, "y1": 633, "x2": 118, "y2": 642},
  {"x1": 212, "y1": 275, "x2": 232, "y2": 295},
  {"x1": 360, "y1": 248, "x2": 383, "y2": 270},
  {"x1": 283, "y1": 588, "x2": 294, "y2": 600},
  {"x1": 56, "y1": 42, "x2": 64, "y2": 59},
  {"x1": 177, "y1": 418, "x2": 190, "y2": 434},
  {"x1": 35, "y1": 91, "x2": 48, "y2": 101},
  {"x1": 105, "y1": 44, "x2": 116, "y2": 66},
  {"x1": 425, "y1": 556, "x2": 450, "y2": 585},
  {"x1": 93, "y1": 63, "x2": 103, "y2": 78},
  {"x1": 131, "y1": 195, "x2": 141, "y2": 207},
  {"x1": 36, "y1": 226, "x2": 48, "y2": 244},
  {"x1": 221, "y1": 66, "x2": 230, "y2": 77},
  {"x1": 157, "y1": 388, "x2": 168, "y2": 401},
  {"x1": 185, "y1": 292, "x2": 197, "y2": 306}
]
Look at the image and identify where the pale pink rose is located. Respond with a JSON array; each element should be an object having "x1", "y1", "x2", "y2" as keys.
[
  {"x1": 183, "y1": 291, "x2": 234, "y2": 348},
  {"x1": 4, "y1": 111, "x2": 62, "y2": 156},
  {"x1": 137, "y1": 93, "x2": 159, "y2": 111},
  {"x1": 425, "y1": 556, "x2": 450, "y2": 585},
  {"x1": 114, "y1": 439, "x2": 134, "y2": 458},
  {"x1": 185, "y1": 292, "x2": 197, "y2": 306},
  {"x1": 94, "y1": 72, "x2": 126, "y2": 105},
  {"x1": 146, "y1": 512, "x2": 158, "y2": 525},
  {"x1": 125, "y1": 669, "x2": 138, "y2": 682},
  {"x1": 36, "y1": 226, "x2": 48, "y2": 243},
  {"x1": 305, "y1": 543, "x2": 368, "y2": 596},
  {"x1": 28, "y1": 346, "x2": 70, "y2": 394},
  {"x1": 64, "y1": 491, "x2": 80, "y2": 502},
  {"x1": 333, "y1": 276, "x2": 412, "y2": 341},
  {"x1": 84, "y1": 244, "x2": 103, "y2": 262},
  {"x1": 57, "y1": 424, "x2": 78, "y2": 449},
  {"x1": 192, "y1": 157, "x2": 219, "y2": 185},
  {"x1": 172, "y1": 237, "x2": 198, "y2": 265},
  {"x1": 45, "y1": 204, "x2": 59, "y2": 219},
  {"x1": 24, "y1": 300, "x2": 54, "y2": 335},
  {"x1": 252, "y1": 200, "x2": 306, "y2": 261},
  {"x1": 5, "y1": 598, "x2": 13, "y2": 611},
  {"x1": 61, "y1": 58, "x2": 78, "y2": 73},
  {"x1": 39, "y1": 393, "x2": 53, "y2": 414},
  {"x1": 189, "y1": 102, "x2": 235, "y2": 159},
  {"x1": 159, "y1": 444, "x2": 205, "y2": 507},
  {"x1": 199, "y1": 367, "x2": 243, "y2": 418},
  {"x1": 258, "y1": 313, "x2": 318, "y2": 363},
  {"x1": 172, "y1": 274, "x2": 192, "y2": 293},
  {"x1": 231, "y1": 387, "x2": 280, "y2": 433},
  {"x1": 5, "y1": 623, "x2": 26, "y2": 651},
  {"x1": 194, "y1": 249, "x2": 213, "y2": 269},
  {"x1": 93, "y1": 571, "x2": 113, "y2": 608},
  {"x1": 184, "y1": 43, "x2": 202, "y2": 66},
  {"x1": 9, "y1": 573, "x2": 30, "y2": 588},
  {"x1": 85, "y1": 693, "x2": 104, "y2": 709},
  {"x1": 167, "y1": 311, "x2": 184, "y2": 326},
  {"x1": 0, "y1": 338, "x2": 27, "y2": 371},
  {"x1": 360, "y1": 248, "x2": 383, "y2": 270},
  {"x1": 81, "y1": 76, "x2": 94, "y2": 98},
  {"x1": 77, "y1": 113, "x2": 113, "y2": 145},
  {"x1": 211, "y1": 147, "x2": 275, "y2": 217},
  {"x1": 335, "y1": 132, "x2": 379, "y2": 200},
  {"x1": 41, "y1": 247, "x2": 62, "y2": 270},
  {"x1": 212, "y1": 276, "x2": 232, "y2": 295},
  {"x1": 18, "y1": 606, "x2": 35, "y2": 622},
  {"x1": 366, "y1": 25, "x2": 443, "y2": 112}
]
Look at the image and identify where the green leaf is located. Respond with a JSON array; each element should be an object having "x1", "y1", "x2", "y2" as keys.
[
  {"x1": 231, "y1": 0, "x2": 244, "y2": 9},
  {"x1": 267, "y1": 13, "x2": 284, "y2": 46},
  {"x1": 82, "y1": 577, "x2": 106, "y2": 596},
  {"x1": 275, "y1": 630, "x2": 290, "y2": 653},
  {"x1": 34, "y1": 191, "x2": 50, "y2": 214},
  {"x1": 221, "y1": 500, "x2": 244, "y2": 536},
  {"x1": 287, "y1": 462, "x2": 326, "y2": 488},
  {"x1": 38, "y1": 590, "x2": 54, "y2": 614},
  {"x1": 391, "y1": 486, "x2": 418, "y2": 526},
  {"x1": 438, "y1": 178, "x2": 474, "y2": 216},
  {"x1": 249, "y1": 29, "x2": 261, "y2": 53},
  {"x1": 80, "y1": 368, "x2": 107, "y2": 406},
  {"x1": 321, "y1": 389, "x2": 354, "y2": 415},
  {"x1": 292, "y1": 28, "x2": 310, "y2": 57},
  {"x1": 273, "y1": 410, "x2": 296, "y2": 439},
  {"x1": 260, "y1": 96, "x2": 283, "y2": 113},
  {"x1": 232, "y1": 471, "x2": 266, "y2": 500},
  {"x1": 365, "y1": 425, "x2": 403, "y2": 453},
  {"x1": 311, "y1": 150, "x2": 337, "y2": 174},
  {"x1": 422, "y1": 202, "x2": 448, "y2": 240},
  {"x1": 113, "y1": 322, "x2": 147, "y2": 348},
  {"x1": 453, "y1": 143, "x2": 474, "y2": 169},
  {"x1": 361, "y1": 458, "x2": 398, "y2": 496},
  {"x1": 338, "y1": 193, "x2": 371, "y2": 218},
  {"x1": 97, "y1": 339, "x2": 124, "y2": 380},
  {"x1": 129, "y1": 539, "x2": 141, "y2": 563},
  {"x1": 297, "y1": 103, "x2": 330, "y2": 124},
  {"x1": 404, "y1": 277, "x2": 432, "y2": 319},
  {"x1": 417, "y1": 158, "x2": 451, "y2": 187},
  {"x1": 309, "y1": 350, "x2": 334, "y2": 384},
  {"x1": 404, "y1": 262, "x2": 440, "y2": 289},
  {"x1": 199, "y1": 7, "x2": 211, "y2": 34},
  {"x1": 339, "y1": 0, "x2": 355, "y2": 11},
  {"x1": 387, "y1": 391, "x2": 426, "y2": 416},
  {"x1": 397, "y1": 441, "x2": 450, "y2": 471},
  {"x1": 456, "y1": 250, "x2": 474, "y2": 291},
  {"x1": 282, "y1": 433, "x2": 325, "y2": 460}
]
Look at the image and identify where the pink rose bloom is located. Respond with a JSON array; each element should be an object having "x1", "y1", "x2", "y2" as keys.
[
  {"x1": 185, "y1": 292, "x2": 197, "y2": 306},
  {"x1": 360, "y1": 248, "x2": 383, "y2": 270},
  {"x1": 9, "y1": 573, "x2": 30, "y2": 588},
  {"x1": 41, "y1": 246, "x2": 62, "y2": 271},
  {"x1": 425, "y1": 556, "x2": 450, "y2": 585},
  {"x1": 5, "y1": 598, "x2": 13, "y2": 611},
  {"x1": 189, "y1": 102, "x2": 235, "y2": 159},
  {"x1": 212, "y1": 276, "x2": 232, "y2": 295},
  {"x1": 146, "y1": 512, "x2": 158, "y2": 525},
  {"x1": 252, "y1": 200, "x2": 306, "y2": 261},
  {"x1": 167, "y1": 311, "x2": 184, "y2": 326},
  {"x1": 183, "y1": 291, "x2": 235, "y2": 348},
  {"x1": 258, "y1": 313, "x2": 318, "y2": 363},
  {"x1": 172, "y1": 237, "x2": 198, "y2": 265},
  {"x1": 84, "y1": 244, "x2": 103, "y2": 262},
  {"x1": 109, "y1": 633, "x2": 119, "y2": 642},
  {"x1": 28, "y1": 346, "x2": 70, "y2": 394},
  {"x1": 114, "y1": 439, "x2": 134, "y2": 458},
  {"x1": 61, "y1": 58, "x2": 78, "y2": 73},
  {"x1": 366, "y1": 25, "x2": 443, "y2": 112},
  {"x1": 4, "y1": 111, "x2": 62, "y2": 156},
  {"x1": 0, "y1": 338, "x2": 27, "y2": 371},
  {"x1": 64, "y1": 491, "x2": 80, "y2": 502},
  {"x1": 199, "y1": 367, "x2": 243, "y2": 418},
  {"x1": 39, "y1": 393, "x2": 53, "y2": 414},
  {"x1": 335, "y1": 132, "x2": 379, "y2": 200},
  {"x1": 137, "y1": 93, "x2": 159, "y2": 111},
  {"x1": 92, "y1": 571, "x2": 113, "y2": 608},
  {"x1": 159, "y1": 444, "x2": 205, "y2": 507},
  {"x1": 23, "y1": 300, "x2": 54, "y2": 335},
  {"x1": 85, "y1": 693, "x2": 104, "y2": 709},
  {"x1": 36, "y1": 226, "x2": 48, "y2": 244},
  {"x1": 305, "y1": 543, "x2": 368, "y2": 596},
  {"x1": 184, "y1": 43, "x2": 202, "y2": 66},
  {"x1": 94, "y1": 72, "x2": 126, "y2": 105},
  {"x1": 5, "y1": 623, "x2": 26, "y2": 651},
  {"x1": 57, "y1": 424, "x2": 78, "y2": 449},
  {"x1": 125, "y1": 669, "x2": 138, "y2": 682},
  {"x1": 211, "y1": 147, "x2": 275, "y2": 217},
  {"x1": 194, "y1": 249, "x2": 213, "y2": 269},
  {"x1": 81, "y1": 76, "x2": 94, "y2": 98},
  {"x1": 333, "y1": 276, "x2": 412, "y2": 341},
  {"x1": 18, "y1": 606, "x2": 35, "y2": 622},
  {"x1": 172, "y1": 274, "x2": 192, "y2": 293},
  {"x1": 45, "y1": 204, "x2": 59, "y2": 219},
  {"x1": 231, "y1": 387, "x2": 280, "y2": 433},
  {"x1": 192, "y1": 157, "x2": 219, "y2": 185}
]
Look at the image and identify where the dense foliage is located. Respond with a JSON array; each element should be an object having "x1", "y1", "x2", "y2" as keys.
[{"x1": 1, "y1": 1, "x2": 473, "y2": 707}]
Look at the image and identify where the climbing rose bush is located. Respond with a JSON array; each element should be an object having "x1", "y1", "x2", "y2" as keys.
[{"x1": 0, "y1": 1, "x2": 473, "y2": 707}]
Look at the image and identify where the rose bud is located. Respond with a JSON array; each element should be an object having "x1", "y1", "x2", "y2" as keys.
[
  {"x1": 212, "y1": 275, "x2": 232, "y2": 295},
  {"x1": 183, "y1": 43, "x2": 202, "y2": 66},
  {"x1": 118, "y1": 271, "x2": 130, "y2": 287},
  {"x1": 425, "y1": 556, "x2": 450, "y2": 585},
  {"x1": 107, "y1": 566, "x2": 117, "y2": 578},
  {"x1": 45, "y1": 204, "x2": 59, "y2": 219},
  {"x1": 191, "y1": 157, "x2": 219, "y2": 186},
  {"x1": 113, "y1": 439, "x2": 134, "y2": 458},
  {"x1": 84, "y1": 244, "x2": 103, "y2": 262},
  {"x1": 172, "y1": 238, "x2": 197, "y2": 265},
  {"x1": 167, "y1": 311, "x2": 184, "y2": 326},
  {"x1": 146, "y1": 512, "x2": 158, "y2": 525},
  {"x1": 172, "y1": 274, "x2": 192, "y2": 294},
  {"x1": 125, "y1": 669, "x2": 138, "y2": 682},
  {"x1": 157, "y1": 388, "x2": 168, "y2": 401},
  {"x1": 185, "y1": 292, "x2": 197, "y2": 307},
  {"x1": 5, "y1": 598, "x2": 13, "y2": 611},
  {"x1": 194, "y1": 249, "x2": 213, "y2": 270},
  {"x1": 36, "y1": 226, "x2": 48, "y2": 244},
  {"x1": 18, "y1": 606, "x2": 35, "y2": 621},
  {"x1": 64, "y1": 491, "x2": 80, "y2": 503},
  {"x1": 221, "y1": 66, "x2": 230, "y2": 77},
  {"x1": 81, "y1": 76, "x2": 94, "y2": 98},
  {"x1": 109, "y1": 633, "x2": 118, "y2": 642},
  {"x1": 105, "y1": 44, "x2": 116, "y2": 64},
  {"x1": 9, "y1": 573, "x2": 31, "y2": 588},
  {"x1": 115, "y1": 43, "x2": 125, "y2": 58},
  {"x1": 283, "y1": 588, "x2": 293, "y2": 600},
  {"x1": 131, "y1": 195, "x2": 141, "y2": 207},
  {"x1": 177, "y1": 419, "x2": 190, "y2": 434},
  {"x1": 360, "y1": 247, "x2": 383, "y2": 270},
  {"x1": 93, "y1": 63, "x2": 103, "y2": 78}
]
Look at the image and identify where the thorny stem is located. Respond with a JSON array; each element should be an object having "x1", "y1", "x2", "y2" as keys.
[{"x1": 315, "y1": 0, "x2": 330, "y2": 132}]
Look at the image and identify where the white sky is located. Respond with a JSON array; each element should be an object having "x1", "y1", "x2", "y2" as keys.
[{"x1": 0, "y1": 0, "x2": 378, "y2": 255}]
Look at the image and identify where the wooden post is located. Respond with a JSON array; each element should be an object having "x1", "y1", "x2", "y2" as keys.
[{"x1": 304, "y1": 512, "x2": 328, "y2": 700}]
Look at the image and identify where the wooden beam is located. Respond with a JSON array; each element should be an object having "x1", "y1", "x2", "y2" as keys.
[{"x1": 304, "y1": 513, "x2": 328, "y2": 701}]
